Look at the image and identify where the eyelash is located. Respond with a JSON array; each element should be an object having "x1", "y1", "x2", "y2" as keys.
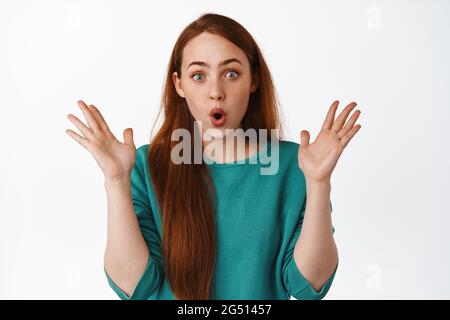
[{"x1": 191, "y1": 70, "x2": 240, "y2": 81}]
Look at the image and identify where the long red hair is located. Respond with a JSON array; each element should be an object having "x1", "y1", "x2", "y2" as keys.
[{"x1": 147, "y1": 12, "x2": 285, "y2": 299}]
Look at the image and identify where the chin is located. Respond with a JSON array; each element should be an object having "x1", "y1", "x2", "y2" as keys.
[{"x1": 203, "y1": 125, "x2": 236, "y2": 140}]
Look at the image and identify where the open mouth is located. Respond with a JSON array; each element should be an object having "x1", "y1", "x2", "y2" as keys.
[{"x1": 209, "y1": 107, "x2": 226, "y2": 127}]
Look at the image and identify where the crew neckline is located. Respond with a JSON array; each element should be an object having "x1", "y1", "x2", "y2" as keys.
[{"x1": 204, "y1": 139, "x2": 270, "y2": 168}]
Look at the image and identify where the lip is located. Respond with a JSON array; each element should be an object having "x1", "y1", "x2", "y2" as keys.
[{"x1": 209, "y1": 106, "x2": 226, "y2": 127}]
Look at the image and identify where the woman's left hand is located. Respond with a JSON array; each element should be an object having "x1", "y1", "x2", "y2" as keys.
[{"x1": 298, "y1": 100, "x2": 362, "y2": 184}]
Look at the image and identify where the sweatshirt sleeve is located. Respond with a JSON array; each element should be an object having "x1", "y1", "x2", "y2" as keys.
[
  {"x1": 282, "y1": 199, "x2": 338, "y2": 300},
  {"x1": 104, "y1": 145, "x2": 164, "y2": 300}
]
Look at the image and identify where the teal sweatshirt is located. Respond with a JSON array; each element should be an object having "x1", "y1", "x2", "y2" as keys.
[{"x1": 104, "y1": 139, "x2": 338, "y2": 300}]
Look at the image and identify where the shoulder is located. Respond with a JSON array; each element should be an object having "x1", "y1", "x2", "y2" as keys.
[
  {"x1": 278, "y1": 140, "x2": 300, "y2": 155},
  {"x1": 273, "y1": 139, "x2": 301, "y2": 166},
  {"x1": 271, "y1": 139, "x2": 305, "y2": 181},
  {"x1": 136, "y1": 143, "x2": 150, "y2": 156},
  {"x1": 133, "y1": 144, "x2": 150, "y2": 172},
  {"x1": 136, "y1": 144, "x2": 150, "y2": 159}
]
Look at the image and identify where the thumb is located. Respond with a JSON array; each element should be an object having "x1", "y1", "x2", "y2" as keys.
[
  {"x1": 123, "y1": 128, "x2": 135, "y2": 146},
  {"x1": 300, "y1": 130, "x2": 310, "y2": 147}
]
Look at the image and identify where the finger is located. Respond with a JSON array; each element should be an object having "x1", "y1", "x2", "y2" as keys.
[
  {"x1": 123, "y1": 128, "x2": 135, "y2": 146},
  {"x1": 88, "y1": 104, "x2": 112, "y2": 133},
  {"x1": 331, "y1": 101, "x2": 357, "y2": 132},
  {"x1": 338, "y1": 109, "x2": 361, "y2": 140},
  {"x1": 65, "y1": 128, "x2": 92, "y2": 150},
  {"x1": 300, "y1": 130, "x2": 310, "y2": 147},
  {"x1": 67, "y1": 114, "x2": 95, "y2": 140},
  {"x1": 340, "y1": 124, "x2": 361, "y2": 149},
  {"x1": 321, "y1": 100, "x2": 339, "y2": 130},
  {"x1": 77, "y1": 100, "x2": 101, "y2": 132}
]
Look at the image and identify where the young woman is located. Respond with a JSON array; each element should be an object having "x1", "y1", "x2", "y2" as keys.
[{"x1": 66, "y1": 13, "x2": 361, "y2": 300}]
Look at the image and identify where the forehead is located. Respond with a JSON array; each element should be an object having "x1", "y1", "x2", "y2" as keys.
[{"x1": 182, "y1": 32, "x2": 248, "y2": 68}]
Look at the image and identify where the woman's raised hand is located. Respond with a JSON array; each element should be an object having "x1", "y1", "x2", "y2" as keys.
[
  {"x1": 66, "y1": 100, "x2": 136, "y2": 181},
  {"x1": 298, "y1": 100, "x2": 362, "y2": 184}
]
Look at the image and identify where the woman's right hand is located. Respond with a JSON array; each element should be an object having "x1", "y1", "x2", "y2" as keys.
[{"x1": 66, "y1": 100, "x2": 136, "y2": 181}]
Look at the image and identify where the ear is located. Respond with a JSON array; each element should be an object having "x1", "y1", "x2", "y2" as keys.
[{"x1": 172, "y1": 71, "x2": 186, "y2": 98}]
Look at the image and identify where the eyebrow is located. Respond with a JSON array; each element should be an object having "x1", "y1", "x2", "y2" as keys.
[{"x1": 187, "y1": 58, "x2": 243, "y2": 69}]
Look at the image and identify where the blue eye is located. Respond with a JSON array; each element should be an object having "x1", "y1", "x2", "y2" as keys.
[
  {"x1": 226, "y1": 71, "x2": 239, "y2": 79},
  {"x1": 191, "y1": 70, "x2": 240, "y2": 81},
  {"x1": 192, "y1": 73, "x2": 204, "y2": 81}
]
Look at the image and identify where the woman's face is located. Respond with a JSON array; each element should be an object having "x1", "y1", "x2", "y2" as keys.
[{"x1": 173, "y1": 32, "x2": 258, "y2": 140}]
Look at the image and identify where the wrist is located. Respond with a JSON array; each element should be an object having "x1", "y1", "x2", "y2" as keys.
[
  {"x1": 305, "y1": 178, "x2": 331, "y2": 192},
  {"x1": 104, "y1": 173, "x2": 131, "y2": 186}
]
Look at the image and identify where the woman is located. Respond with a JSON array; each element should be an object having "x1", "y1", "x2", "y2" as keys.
[{"x1": 66, "y1": 12, "x2": 361, "y2": 300}]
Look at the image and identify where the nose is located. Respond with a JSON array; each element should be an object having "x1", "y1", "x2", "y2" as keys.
[{"x1": 209, "y1": 79, "x2": 225, "y2": 102}]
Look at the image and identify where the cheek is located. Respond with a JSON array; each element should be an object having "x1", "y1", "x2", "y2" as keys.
[
  {"x1": 184, "y1": 94, "x2": 208, "y2": 121},
  {"x1": 183, "y1": 84, "x2": 202, "y2": 120},
  {"x1": 184, "y1": 101, "x2": 203, "y2": 120},
  {"x1": 228, "y1": 87, "x2": 251, "y2": 115}
]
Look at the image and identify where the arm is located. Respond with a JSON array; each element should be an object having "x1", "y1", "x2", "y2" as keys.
[
  {"x1": 293, "y1": 180, "x2": 338, "y2": 292},
  {"x1": 294, "y1": 100, "x2": 361, "y2": 292},
  {"x1": 65, "y1": 100, "x2": 158, "y2": 299},
  {"x1": 103, "y1": 175, "x2": 150, "y2": 297}
]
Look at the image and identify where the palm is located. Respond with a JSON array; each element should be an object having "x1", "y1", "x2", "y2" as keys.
[
  {"x1": 92, "y1": 138, "x2": 136, "y2": 179},
  {"x1": 298, "y1": 100, "x2": 362, "y2": 183},
  {"x1": 66, "y1": 100, "x2": 136, "y2": 180}
]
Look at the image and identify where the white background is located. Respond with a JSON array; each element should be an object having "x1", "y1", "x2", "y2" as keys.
[{"x1": 1, "y1": 0, "x2": 449, "y2": 299}]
